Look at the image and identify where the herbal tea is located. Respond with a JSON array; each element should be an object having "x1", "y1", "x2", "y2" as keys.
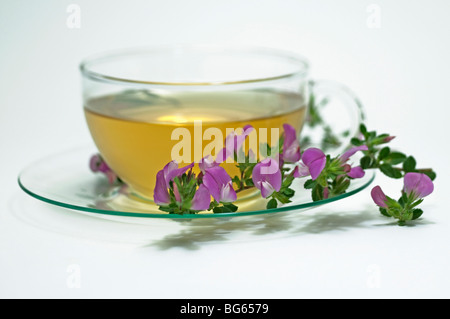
[{"x1": 84, "y1": 89, "x2": 306, "y2": 198}]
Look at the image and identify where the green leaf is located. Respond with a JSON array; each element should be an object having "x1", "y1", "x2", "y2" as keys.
[
  {"x1": 223, "y1": 203, "x2": 238, "y2": 212},
  {"x1": 311, "y1": 184, "x2": 324, "y2": 201},
  {"x1": 409, "y1": 198, "x2": 424, "y2": 209},
  {"x1": 316, "y1": 174, "x2": 328, "y2": 188},
  {"x1": 399, "y1": 192, "x2": 408, "y2": 207},
  {"x1": 303, "y1": 179, "x2": 316, "y2": 189},
  {"x1": 360, "y1": 156, "x2": 372, "y2": 169},
  {"x1": 281, "y1": 188, "x2": 295, "y2": 198},
  {"x1": 213, "y1": 204, "x2": 238, "y2": 213},
  {"x1": 266, "y1": 198, "x2": 278, "y2": 209},
  {"x1": 333, "y1": 178, "x2": 350, "y2": 195},
  {"x1": 282, "y1": 174, "x2": 295, "y2": 188},
  {"x1": 412, "y1": 208, "x2": 423, "y2": 220},
  {"x1": 378, "y1": 147, "x2": 390, "y2": 160},
  {"x1": 351, "y1": 137, "x2": 363, "y2": 146},
  {"x1": 384, "y1": 152, "x2": 407, "y2": 165},
  {"x1": 379, "y1": 207, "x2": 391, "y2": 217},
  {"x1": 359, "y1": 123, "x2": 368, "y2": 136},
  {"x1": 158, "y1": 205, "x2": 173, "y2": 213},
  {"x1": 422, "y1": 170, "x2": 437, "y2": 181},
  {"x1": 379, "y1": 164, "x2": 403, "y2": 179},
  {"x1": 273, "y1": 192, "x2": 292, "y2": 204}
]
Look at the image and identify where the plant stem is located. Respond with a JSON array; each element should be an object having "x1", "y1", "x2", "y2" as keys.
[{"x1": 235, "y1": 185, "x2": 255, "y2": 194}]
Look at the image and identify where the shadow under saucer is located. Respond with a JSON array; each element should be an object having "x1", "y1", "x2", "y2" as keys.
[{"x1": 8, "y1": 190, "x2": 394, "y2": 250}]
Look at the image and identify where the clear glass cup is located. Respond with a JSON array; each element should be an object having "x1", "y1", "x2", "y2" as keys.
[{"x1": 80, "y1": 45, "x2": 363, "y2": 201}]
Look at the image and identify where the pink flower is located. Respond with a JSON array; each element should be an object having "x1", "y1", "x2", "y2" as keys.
[
  {"x1": 293, "y1": 148, "x2": 327, "y2": 180},
  {"x1": 339, "y1": 145, "x2": 368, "y2": 163},
  {"x1": 347, "y1": 166, "x2": 365, "y2": 179},
  {"x1": 162, "y1": 161, "x2": 194, "y2": 188},
  {"x1": 339, "y1": 145, "x2": 368, "y2": 179},
  {"x1": 371, "y1": 186, "x2": 388, "y2": 208},
  {"x1": 153, "y1": 161, "x2": 195, "y2": 206},
  {"x1": 216, "y1": 125, "x2": 254, "y2": 163},
  {"x1": 282, "y1": 124, "x2": 301, "y2": 163},
  {"x1": 403, "y1": 173, "x2": 434, "y2": 200},
  {"x1": 89, "y1": 154, "x2": 102, "y2": 172},
  {"x1": 89, "y1": 154, "x2": 118, "y2": 184},
  {"x1": 252, "y1": 158, "x2": 282, "y2": 198},
  {"x1": 198, "y1": 155, "x2": 220, "y2": 174},
  {"x1": 202, "y1": 166, "x2": 237, "y2": 203}
]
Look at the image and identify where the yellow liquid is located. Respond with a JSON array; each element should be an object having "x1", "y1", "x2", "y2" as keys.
[{"x1": 85, "y1": 90, "x2": 306, "y2": 199}]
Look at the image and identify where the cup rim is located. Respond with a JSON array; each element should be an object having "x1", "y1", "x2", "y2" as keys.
[{"x1": 79, "y1": 44, "x2": 310, "y2": 86}]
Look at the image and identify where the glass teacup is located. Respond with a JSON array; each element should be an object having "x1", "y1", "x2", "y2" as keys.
[{"x1": 80, "y1": 45, "x2": 362, "y2": 201}]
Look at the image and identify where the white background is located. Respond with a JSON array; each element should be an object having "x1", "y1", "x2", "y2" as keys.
[{"x1": 0, "y1": 0, "x2": 448, "y2": 298}]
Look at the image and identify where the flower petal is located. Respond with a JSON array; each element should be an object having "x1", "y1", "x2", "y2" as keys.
[
  {"x1": 282, "y1": 124, "x2": 301, "y2": 162},
  {"x1": 302, "y1": 148, "x2": 326, "y2": 166},
  {"x1": 97, "y1": 161, "x2": 111, "y2": 174},
  {"x1": 162, "y1": 161, "x2": 179, "y2": 187},
  {"x1": 308, "y1": 157, "x2": 326, "y2": 180},
  {"x1": 283, "y1": 124, "x2": 297, "y2": 148},
  {"x1": 153, "y1": 170, "x2": 170, "y2": 205},
  {"x1": 165, "y1": 162, "x2": 195, "y2": 186},
  {"x1": 252, "y1": 158, "x2": 282, "y2": 196},
  {"x1": 199, "y1": 155, "x2": 219, "y2": 173},
  {"x1": 283, "y1": 147, "x2": 301, "y2": 163},
  {"x1": 89, "y1": 154, "x2": 101, "y2": 172},
  {"x1": 208, "y1": 166, "x2": 232, "y2": 185},
  {"x1": 203, "y1": 166, "x2": 233, "y2": 202},
  {"x1": 347, "y1": 166, "x2": 365, "y2": 179},
  {"x1": 339, "y1": 145, "x2": 368, "y2": 163},
  {"x1": 219, "y1": 182, "x2": 237, "y2": 203},
  {"x1": 260, "y1": 181, "x2": 276, "y2": 198},
  {"x1": 403, "y1": 172, "x2": 434, "y2": 199},
  {"x1": 252, "y1": 163, "x2": 263, "y2": 188},
  {"x1": 202, "y1": 172, "x2": 221, "y2": 202},
  {"x1": 266, "y1": 168, "x2": 282, "y2": 192},
  {"x1": 215, "y1": 147, "x2": 231, "y2": 163},
  {"x1": 293, "y1": 163, "x2": 310, "y2": 178},
  {"x1": 218, "y1": 126, "x2": 255, "y2": 161},
  {"x1": 234, "y1": 125, "x2": 254, "y2": 152},
  {"x1": 191, "y1": 184, "x2": 211, "y2": 211},
  {"x1": 371, "y1": 186, "x2": 388, "y2": 208}
]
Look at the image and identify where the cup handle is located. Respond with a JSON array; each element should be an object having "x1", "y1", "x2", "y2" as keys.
[{"x1": 300, "y1": 79, "x2": 366, "y2": 155}]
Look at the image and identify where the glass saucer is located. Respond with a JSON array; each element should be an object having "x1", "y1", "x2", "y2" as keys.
[{"x1": 18, "y1": 146, "x2": 375, "y2": 220}]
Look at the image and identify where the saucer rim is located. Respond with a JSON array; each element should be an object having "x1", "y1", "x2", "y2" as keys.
[{"x1": 17, "y1": 148, "x2": 375, "y2": 219}]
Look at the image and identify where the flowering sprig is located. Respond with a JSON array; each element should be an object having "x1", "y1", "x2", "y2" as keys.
[
  {"x1": 89, "y1": 122, "x2": 436, "y2": 226},
  {"x1": 351, "y1": 124, "x2": 436, "y2": 181},
  {"x1": 371, "y1": 173, "x2": 434, "y2": 226}
]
